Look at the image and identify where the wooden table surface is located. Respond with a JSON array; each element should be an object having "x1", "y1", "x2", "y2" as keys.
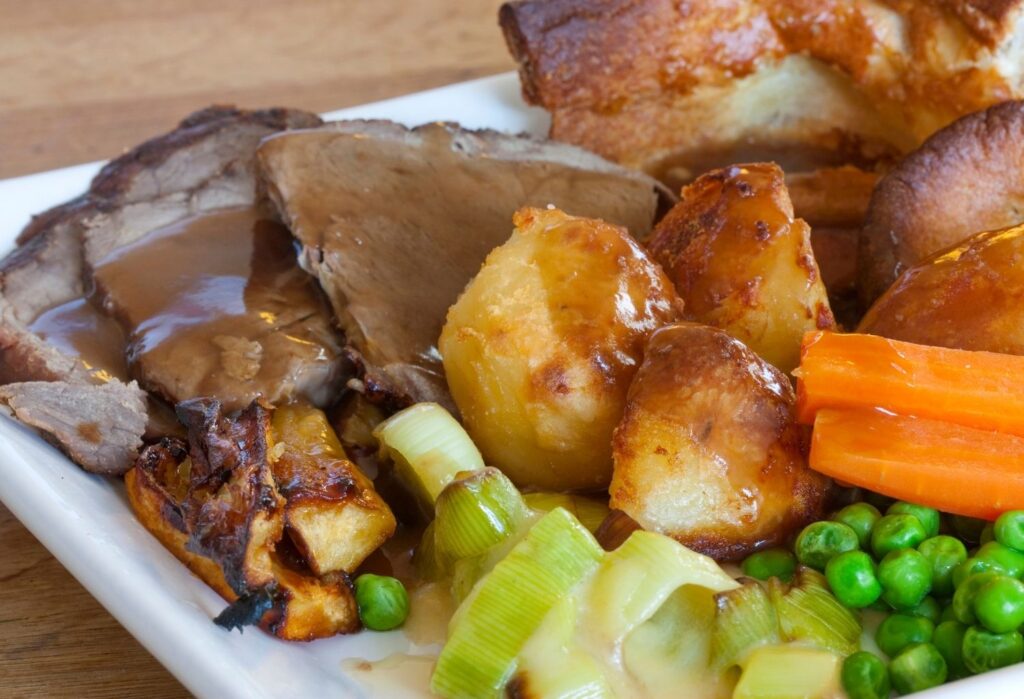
[{"x1": 0, "y1": 1, "x2": 512, "y2": 696}]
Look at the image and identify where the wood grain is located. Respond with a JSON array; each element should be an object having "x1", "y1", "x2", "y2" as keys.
[
  {"x1": 0, "y1": 1, "x2": 512, "y2": 696},
  {"x1": 0, "y1": 0, "x2": 513, "y2": 179}
]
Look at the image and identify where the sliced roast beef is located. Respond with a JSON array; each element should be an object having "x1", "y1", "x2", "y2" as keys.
[
  {"x1": 0, "y1": 106, "x2": 329, "y2": 472},
  {"x1": 257, "y1": 120, "x2": 669, "y2": 409},
  {"x1": 0, "y1": 380, "x2": 147, "y2": 474}
]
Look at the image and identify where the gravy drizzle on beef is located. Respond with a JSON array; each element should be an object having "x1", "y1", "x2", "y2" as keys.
[{"x1": 90, "y1": 206, "x2": 344, "y2": 412}]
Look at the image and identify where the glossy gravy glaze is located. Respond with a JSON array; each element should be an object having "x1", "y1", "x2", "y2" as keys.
[
  {"x1": 28, "y1": 297, "x2": 129, "y2": 383},
  {"x1": 90, "y1": 207, "x2": 343, "y2": 411}
]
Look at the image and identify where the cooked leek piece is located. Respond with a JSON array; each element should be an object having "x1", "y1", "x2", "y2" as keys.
[
  {"x1": 712, "y1": 580, "x2": 781, "y2": 670},
  {"x1": 622, "y1": 584, "x2": 733, "y2": 699},
  {"x1": 414, "y1": 521, "x2": 444, "y2": 581},
  {"x1": 373, "y1": 402, "x2": 484, "y2": 512},
  {"x1": 769, "y1": 567, "x2": 861, "y2": 656},
  {"x1": 523, "y1": 492, "x2": 611, "y2": 534},
  {"x1": 431, "y1": 508, "x2": 604, "y2": 699},
  {"x1": 732, "y1": 645, "x2": 841, "y2": 699},
  {"x1": 514, "y1": 594, "x2": 614, "y2": 699},
  {"x1": 583, "y1": 531, "x2": 739, "y2": 649},
  {"x1": 435, "y1": 467, "x2": 529, "y2": 560}
]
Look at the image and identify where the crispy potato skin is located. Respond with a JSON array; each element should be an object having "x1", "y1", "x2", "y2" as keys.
[
  {"x1": 647, "y1": 163, "x2": 835, "y2": 373},
  {"x1": 440, "y1": 207, "x2": 683, "y2": 491},
  {"x1": 859, "y1": 224, "x2": 1024, "y2": 353},
  {"x1": 610, "y1": 323, "x2": 832, "y2": 561}
]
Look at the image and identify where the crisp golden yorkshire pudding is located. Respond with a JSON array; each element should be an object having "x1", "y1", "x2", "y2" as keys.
[
  {"x1": 860, "y1": 100, "x2": 1024, "y2": 305},
  {"x1": 501, "y1": 0, "x2": 1024, "y2": 189},
  {"x1": 788, "y1": 166, "x2": 879, "y2": 314}
]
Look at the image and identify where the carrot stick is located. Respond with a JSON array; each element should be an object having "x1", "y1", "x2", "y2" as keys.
[
  {"x1": 809, "y1": 409, "x2": 1024, "y2": 520},
  {"x1": 796, "y1": 331, "x2": 1024, "y2": 435}
]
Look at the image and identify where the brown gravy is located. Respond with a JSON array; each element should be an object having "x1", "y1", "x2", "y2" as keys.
[
  {"x1": 28, "y1": 297, "x2": 129, "y2": 383},
  {"x1": 91, "y1": 206, "x2": 342, "y2": 410}
]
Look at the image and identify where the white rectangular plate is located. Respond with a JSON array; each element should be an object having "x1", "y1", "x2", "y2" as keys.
[{"x1": 0, "y1": 72, "x2": 1015, "y2": 698}]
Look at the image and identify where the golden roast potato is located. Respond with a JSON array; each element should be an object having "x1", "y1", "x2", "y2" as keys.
[
  {"x1": 610, "y1": 322, "x2": 832, "y2": 561},
  {"x1": 439, "y1": 207, "x2": 683, "y2": 491},
  {"x1": 859, "y1": 224, "x2": 1024, "y2": 354},
  {"x1": 647, "y1": 163, "x2": 835, "y2": 374}
]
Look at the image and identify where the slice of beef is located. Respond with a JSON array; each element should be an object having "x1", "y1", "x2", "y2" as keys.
[
  {"x1": 86, "y1": 205, "x2": 345, "y2": 412},
  {"x1": 78, "y1": 108, "x2": 343, "y2": 413},
  {"x1": 0, "y1": 107, "x2": 325, "y2": 472},
  {"x1": 0, "y1": 380, "x2": 147, "y2": 474},
  {"x1": 257, "y1": 120, "x2": 670, "y2": 409}
]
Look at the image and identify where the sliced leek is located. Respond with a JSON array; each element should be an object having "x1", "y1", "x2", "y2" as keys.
[
  {"x1": 434, "y1": 467, "x2": 529, "y2": 560},
  {"x1": 711, "y1": 579, "x2": 781, "y2": 670},
  {"x1": 732, "y1": 645, "x2": 841, "y2": 699},
  {"x1": 514, "y1": 594, "x2": 613, "y2": 699},
  {"x1": 373, "y1": 402, "x2": 483, "y2": 511},
  {"x1": 431, "y1": 508, "x2": 603, "y2": 699},
  {"x1": 583, "y1": 531, "x2": 739, "y2": 653},
  {"x1": 769, "y1": 567, "x2": 861, "y2": 656},
  {"x1": 523, "y1": 492, "x2": 611, "y2": 534},
  {"x1": 413, "y1": 521, "x2": 444, "y2": 581},
  {"x1": 622, "y1": 585, "x2": 731, "y2": 699}
]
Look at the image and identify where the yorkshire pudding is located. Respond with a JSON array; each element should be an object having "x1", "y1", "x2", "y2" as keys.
[
  {"x1": 501, "y1": 0, "x2": 1024, "y2": 189},
  {"x1": 860, "y1": 100, "x2": 1024, "y2": 305}
]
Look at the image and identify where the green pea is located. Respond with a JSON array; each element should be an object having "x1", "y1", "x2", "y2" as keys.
[
  {"x1": 952, "y1": 572, "x2": 999, "y2": 624},
  {"x1": 996, "y1": 510, "x2": 1024, "y2": 553},
  {"x1": 933, "y1": 621, "x2": 969, "y2": 679},
  {"x1": 918, "y1": 535, "x2": 968, "y2": 597},
  {"x1": 981, "y1": 523, "x2": 996, "y2": 545},
  {"x1": 908, "y1": 596, "x2": 942, "y2": 625},
  {"x1": 889, "y1": 643, "x2": 948, "y2": 694},
  {"x1": 834, "y1": 503, "x2": 882, "y2": 549},
  {"x1": 888, "y1": 502, "x2": 940, "y2": 539},
  {"x1": 962, "y1": 626, "x2": 1024, "y2": 674},
  {"x1": 876, "y1": 613, "x2": 935, "y2": 657},
  {"x1": 940, "y1": 604, "x2": 959, "y2": 623},
  {"x1": 953, "y1": 557, "x2": 1006, "y2": 590},
  {"x1": 872, "y1": 514, "x2": 927, "y2": 560},
  {"x1": 950, "y1": 514, "x2": 988, "y2": 544},
  {"x1": 974, "y1": 575, "x2": 1024, "y2": 633},
  {"x1": 353, "y1": 573, "x2": 410, "y2": 631},
  {"x1": 741, "y1": 548, "x2": 796, "y2": 582},
  {"x1": 977, "y1": 541, "x2": 1024, "y2": 578},
  {"x1": 878, "y1": 548, "x2": 932, "y2": 610},
  {"x1": 841, "y1": 651, "x2": 890, "y2": 699},
  {"x1": 826, "y1": 551, "x2": 882, "y2": 608},
  {"x1": 795, "y1": 521, "x2": 860, "y2": 571}
]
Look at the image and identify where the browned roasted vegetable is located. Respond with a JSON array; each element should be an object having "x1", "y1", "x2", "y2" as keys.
[
  {"x1": 270, "y1": 403, "x2": 396, "y2": 575},
  {"x1": 610, "y1": 323, "x2": 832, "y2": 561},
  {"x1": 858, "y1": 224, "x2": 1024, "y2": 354},
  {"x1": 440, "y1": 206, "x2": 683, "y2": 491},
  {"x1": 125, "y1": 399, "x2": 366, "y2": 640},
  {"x1": 647, "y1": 164, "x2": 834, "y2": 373}
]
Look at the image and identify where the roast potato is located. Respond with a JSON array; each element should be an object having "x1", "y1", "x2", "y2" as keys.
[
  {"x1": 859, "y1": 224, "x2": 1024, "y2": 354},
  {"x1": 859, "y1": 101, "x2": 1024, "y2": 306},
  {"x1": 439, "y1": 206, "x2": 683, "y2": 491},
  {"x1": 647, "y1": 163, "x2": 835, "y2": 373},
  {"x1": 610, "y1": 323, "x2": 832, "y2": 561}
]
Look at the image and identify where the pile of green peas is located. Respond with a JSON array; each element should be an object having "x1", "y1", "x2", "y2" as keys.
[{"x1": 741, "y1": 502, "x2": 1024, "y2": 697}]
